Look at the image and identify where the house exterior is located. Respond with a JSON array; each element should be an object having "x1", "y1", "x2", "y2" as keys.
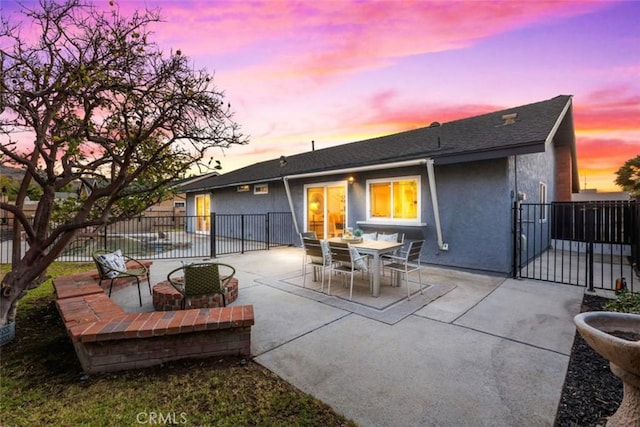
[
  {"x1": 180, "y1": 95, "x2": 579, "y2": 274},
  {"x1": 572, "y1": 189, "x2": 631, "y2": 202}
]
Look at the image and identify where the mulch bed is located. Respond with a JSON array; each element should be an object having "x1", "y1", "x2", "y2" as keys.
[{"x1": 554, "y1": 294, "x2": 623, "y2": 426}]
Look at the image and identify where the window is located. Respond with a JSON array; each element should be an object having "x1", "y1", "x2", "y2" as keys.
[
  {"x1": 237, "y1": 185, "x2": 250, "y2": 192},
  {"x1": 539, "y1": 182, "x2": 548, "y2": 222},
  {"x1": 254, "y1": 184, "x2": 268, "y2": 194},
  {"x1": 173, "y1": 201, "x2": 185, "y2": 208},
  {"x1": 366, "y1": 176, "x2": 420, "y2": 223}
]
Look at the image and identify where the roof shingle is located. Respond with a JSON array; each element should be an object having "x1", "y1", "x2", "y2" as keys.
[{"x1": 181, "y1": 95, "x2": 572, "y2": 192}]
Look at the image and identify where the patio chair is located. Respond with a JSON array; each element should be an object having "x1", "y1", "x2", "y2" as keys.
[
  {"x1": 381, "y1": 240, "x2": 425, "y2": 300},
  {"x1": 166, "y1": 262, "x2": 236, "y2": 309},
  {"x1": 327, "y1": 241, "x2": 370, "y2": 300},
  {"x1": 379, "y1": 232, "x2": 405, "y2": 276},
  {"x1": 93, "y1": 249, "x2": 151, "y2": 306},
  {"x1": 300, "y1": 231, "x2": 317, "y2": 242},
  {"x1": 302, "y1": 237, "x2": 331, "y2": 290},
  {"x1": 378, "y1": 232, "x2": 405, "y2": 244},
  {"x1": 360, "y1": 231, "x2": 378, "y2": 241},
  {"x1": 300, "y1": 231, "x2": 318, "y2": 268}
]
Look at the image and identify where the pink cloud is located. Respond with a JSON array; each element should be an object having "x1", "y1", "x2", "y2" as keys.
[
  {"x1": 578, "y1": 137, "x2": 639, "y2": 170},
  {"x1": 114, "y1": 0, "x2": 609, "y2": 79},
  {"x1": 574, "y1": 88, "x2": 640, "y2": 131},
  {"x1": 331, "y1": 90, "x2": 498, "y2": 136}
]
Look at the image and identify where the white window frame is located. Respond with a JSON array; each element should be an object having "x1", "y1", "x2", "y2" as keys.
[
  {"x1": 254, "y1": 184, "x2": 268, "y2": 195},
  {"x1": 539, "y1": 181, "x2": 548, "y2": 223},
  {"x1": 364, "y1": 175, "x2": 422, "y2": 225},
  {"x1": 173, "y1": 201, "x2": 185, "y2": 208}
]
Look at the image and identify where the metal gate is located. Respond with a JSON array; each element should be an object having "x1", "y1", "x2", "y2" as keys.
[{"x1": 513, "y1": 201, "x2": 637, "y2": 292}]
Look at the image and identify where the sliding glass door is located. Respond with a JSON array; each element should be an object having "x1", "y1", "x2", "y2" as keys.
[
  {"x1": 305, "y1": 182, "x2": 346, "y2": 238},
  {"x1": 195, "y1": 194, "x2": 210, "y2": 233}
]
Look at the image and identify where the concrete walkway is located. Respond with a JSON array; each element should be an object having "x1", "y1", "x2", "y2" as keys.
[{"x1": 112, "y1": 246, "x2": 585, "y2": 427}]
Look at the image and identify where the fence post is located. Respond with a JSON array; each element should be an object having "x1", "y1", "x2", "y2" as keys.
[
  {"x1": 210, "y1": 212, "x2": 217, "y2": 259},
  {"x1": 512, "y1": 200, "x2": 522, "y2": 278},
  {"x1": 265, "y1": 213, "x2": 270, "y2": 250},
  {"x1": 512, "y1": 201, "x2": 517, "y2": 278},
  {"x1": 634, "y1": 200, "x2": 640, "y2": 281},
  {"x1": 241, "y1": 214, "x2": 245, "y2": 254},
  {"x1": 102, "y1": 225, "x2": 108, "y2": 251},
  {"x1": 586, "y1": 205, "x2": 595, "y2": 292}
]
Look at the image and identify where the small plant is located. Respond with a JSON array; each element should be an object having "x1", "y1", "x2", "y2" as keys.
[{"x1": 605, "y1": 289, "x2": 640, "y2": 314}]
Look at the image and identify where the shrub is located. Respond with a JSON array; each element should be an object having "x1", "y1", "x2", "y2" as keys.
[{"x1": 604, "y1": 290, "x2": 640, "y2": 314}]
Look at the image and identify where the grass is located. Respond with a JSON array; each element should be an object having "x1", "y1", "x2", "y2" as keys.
[{"x1": 0, "y1": 263, "x2": 356, "y2": 426}]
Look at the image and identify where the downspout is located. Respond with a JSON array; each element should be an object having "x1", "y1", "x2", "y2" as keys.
[
  {"x1": 283, "y1": 176, "x2": 300, "y2": 236},
  {"x1": 426, "y1": 158, "x2": 448, "y2": 251}
]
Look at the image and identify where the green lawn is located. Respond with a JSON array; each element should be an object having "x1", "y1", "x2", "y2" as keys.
[{"x1": 0, "y1": 263, "x2": 355, "y2": 426}]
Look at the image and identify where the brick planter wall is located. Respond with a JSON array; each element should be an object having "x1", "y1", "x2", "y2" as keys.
[
  {"x1": 53, "y1": 270, "x2": 254, "y2": 374},
  {"x1": 65, "y1": 302, "x2": 254, "y2": 373}
]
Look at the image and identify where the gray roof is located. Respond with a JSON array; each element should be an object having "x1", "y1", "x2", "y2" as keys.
[{"x1": 181, "y1": 95, "x2": 575, "y2": 192}]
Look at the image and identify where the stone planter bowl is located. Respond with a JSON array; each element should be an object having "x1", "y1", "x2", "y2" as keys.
[{"x1": 574, "y1": 311, "x2": 640, "y2": 426}]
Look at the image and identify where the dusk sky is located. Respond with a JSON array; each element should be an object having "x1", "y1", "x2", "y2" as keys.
[{"x1": 4, "y1": 0, "x2": 640, "y2": 192}]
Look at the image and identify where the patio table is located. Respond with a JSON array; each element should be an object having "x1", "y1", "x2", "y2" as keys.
[{"x1": 328, "y1": 237, "x2": 403, "y2": 297}]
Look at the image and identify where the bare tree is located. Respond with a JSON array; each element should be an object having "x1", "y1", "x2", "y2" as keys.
[{"x1": 0, "y1": 0, "x2": 247, "y2": 327}]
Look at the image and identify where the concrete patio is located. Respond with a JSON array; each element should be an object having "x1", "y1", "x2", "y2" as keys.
[{"x1": 112, "y1": 246, "x2": 585, "y2": 426}]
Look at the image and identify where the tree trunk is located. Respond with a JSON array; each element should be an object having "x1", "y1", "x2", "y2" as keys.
[
  {"x1": 1, "y1": 228, "x2": 79, "y2": 327},
  {"x1": 0, "y1": 269, "x2": 30, "y2": 326}
]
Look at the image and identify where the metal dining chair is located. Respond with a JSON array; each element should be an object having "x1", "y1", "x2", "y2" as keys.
[
  {"x1": 381, "y1": 240, "x2": 425, "y2": 300},
  {"x1": 301, "y1": 237, "x2": 331, "y2": 290},
  {"x1": 327, "y1": 241, "x2": 370, "y2": 300},
  {"x1": 378, "y1": 232, "x2": 405, "y2": 276}
]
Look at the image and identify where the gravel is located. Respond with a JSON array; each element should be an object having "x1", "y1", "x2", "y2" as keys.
[{"x1": 554, "y1": 294, "x2": 623, "y2": 426}]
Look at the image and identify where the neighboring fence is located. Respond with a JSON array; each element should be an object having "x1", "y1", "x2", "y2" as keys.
[
  {"x1": 0, "y1": 213, "x2": 296, "y2": 264},
  {"x1": 513, "y1": 200, "x2": 637, "y2": 292},
  {"x1": 0, "y1": 215, "x2": 17, "y2": 264}
]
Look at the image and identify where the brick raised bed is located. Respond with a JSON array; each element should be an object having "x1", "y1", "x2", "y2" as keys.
[
  {"x1": 152, "y1": 278, "x2": 239, "y2": 311},
  {"x1": 53, "y1": 260, "x2": 153, "y2": 299},
  {"x1": 53, "y1": 269, "x2": 254, "y2": 374}
]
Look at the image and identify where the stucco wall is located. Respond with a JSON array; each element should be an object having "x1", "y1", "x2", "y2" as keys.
[
  {"x1": 185, "y1": 184, "x2": 290, "y2": 234},
  {"x1": 210, "y1": 183, "x2": 290, "y2": 214},
  {"x1": 289, "y1": 162, "x2": 515, "y2": 274},
  {"x1": 509, "y1": 145, "x2": 557, "y2": 265},
  {"x1": 427, "y1": 159, "x2": 512, "y2": 273}
]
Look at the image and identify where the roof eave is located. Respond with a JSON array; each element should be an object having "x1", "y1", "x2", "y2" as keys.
[
  {"x1": 182, "y1": 176, "x2": 283, "y2": 193},
  {"x1": 433, "y1": 142, "x2": 546, "y2": 165}
]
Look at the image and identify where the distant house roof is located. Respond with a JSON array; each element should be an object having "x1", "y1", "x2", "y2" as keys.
[
  {"x1": 180, "y1": 95, "x2": 578, "y2": 192},
  {"x1": 171, "y1": 171, "x2": 220, "y2": 189}
]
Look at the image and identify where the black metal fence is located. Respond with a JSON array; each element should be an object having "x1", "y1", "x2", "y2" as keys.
[
  {"x1": 633, "y1": 199, "x2": 640, "y2": 275},
  {"x1": 0, "y1": 213, "x2": 296, "y2": 264},
  {"x1": 513, "y1": 200, "x2": 637, "y2": 292},
  {"x1": 210, "y1": 212, "x2": 295, "y2": 258}
]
